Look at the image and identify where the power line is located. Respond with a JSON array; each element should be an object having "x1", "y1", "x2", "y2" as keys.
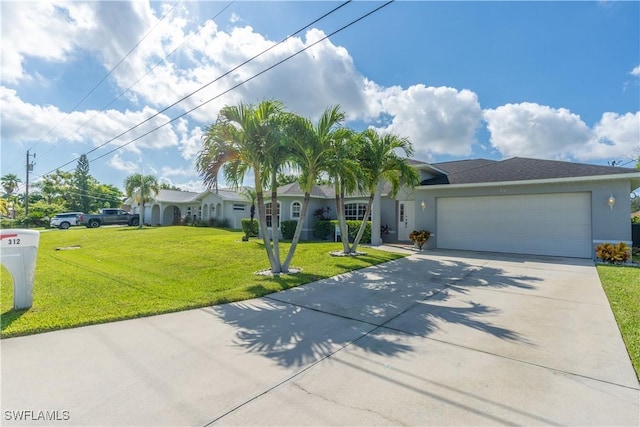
[
  {"x1": 89, "y1": 1, "x2": 394, "y2": 164},
  {"x1": 39, "y1": 0, "x2": 356, "y2": 177},
  {"x1": 4, "y1": 1, "x2": 182, "y2": 174},
  {"x1": 34, "y1": 1, "x2": 235, "y2": 168}
]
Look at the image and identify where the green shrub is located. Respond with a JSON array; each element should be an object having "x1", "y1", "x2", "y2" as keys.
[
  {"x1": 241, "y1": 218, "x2": 259, "y2": 237},
  {"x1": 281, "y1": 220, "x2": 298, "y2": 240},
  {"x1": 0, "y1": 218, "x2": 19, "y2": 229},
  {"x1": 331, "y1": 220, "x2": 371, "y2": 244},
  {"x1": 596, "y1": 242, "x2": 631, "y2": 264},
  {"x1": 632, "y1": 216, "x2": 640, "y2": 224},
  {"x1": 313, "y1": 220, "x2": 333, "y2": 240}
]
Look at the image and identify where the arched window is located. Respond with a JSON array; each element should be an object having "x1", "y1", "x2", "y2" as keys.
[{"x1": 291, "y1": 201, "x2": 301, "y2": 219}]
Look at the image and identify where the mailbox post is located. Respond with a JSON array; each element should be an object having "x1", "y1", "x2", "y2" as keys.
[{"x1": 1, "y1": 229, "x2": 40, "y2": 309}]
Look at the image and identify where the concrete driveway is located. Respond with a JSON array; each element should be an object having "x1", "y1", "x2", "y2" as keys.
[{"x1": 2, "y1": 249, "x2": 638, "y2": 426}]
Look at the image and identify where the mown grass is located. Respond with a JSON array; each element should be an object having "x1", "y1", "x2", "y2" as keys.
[
  {"x1": 597, "y1": 264, "x2": 640, "y2": 379},
  {"x1": 1, "y1": 226, "x2": 404, "y2": 337}
]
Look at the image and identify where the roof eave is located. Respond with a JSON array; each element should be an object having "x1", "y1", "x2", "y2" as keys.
[{"x1": 417, "y1": 172, "x2": 640, "y2": 191}]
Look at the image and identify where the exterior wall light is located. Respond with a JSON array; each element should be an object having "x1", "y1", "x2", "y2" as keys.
[
  {"x1": 607, "y1": 195, "x2": 616, "y2": 210},
  {"x1": 420, "y1": 200, "x2": 426, "y2": 211}
]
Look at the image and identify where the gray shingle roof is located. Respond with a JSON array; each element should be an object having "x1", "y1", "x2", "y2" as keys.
[
  {"x1": 423, "y1": 157, "x2": 639, "y2": 185},
  {"x1": 154, "y1": 189, "x2": 201, "y2": 203},
  {"x1": 153, "y1": 188, "x2": 245, "y2": 203},
  {"x1": 278, "y1": 181, "x2": 393, "y2": 199}
]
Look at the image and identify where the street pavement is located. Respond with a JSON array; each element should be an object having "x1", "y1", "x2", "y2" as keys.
[{"x1": 2, "y1": 249, "x2": 638, "y2": 426}]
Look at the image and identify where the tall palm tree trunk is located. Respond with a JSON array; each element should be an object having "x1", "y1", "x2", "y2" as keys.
[
  {"x1": 350, "y1": 194, "x2": 374, "y2": 254},
  {"x1": 335, "y1": 183, "x2": 350, "y2": 254},
  {"x1": 256, "y1": 189, "x2": 279, "y2": 272},
  {"x1": 282, "y1": 191, "x2": 310, "y2": 271},
  {"x1": 269, "y1": 173, "x2": 282, "y2": 273}
]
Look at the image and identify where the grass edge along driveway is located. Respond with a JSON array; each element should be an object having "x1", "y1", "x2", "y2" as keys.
[
  {"x1": 1, "y1": 226, "x2": 404, "y2": 338},
  {"x1": 597, "y1": 263, "x2": 640, "y2": 380}
]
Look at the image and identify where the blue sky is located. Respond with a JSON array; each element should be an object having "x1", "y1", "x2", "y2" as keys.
[{"x1": 1, "y1": 1, "x2": 639, "y2": 193}]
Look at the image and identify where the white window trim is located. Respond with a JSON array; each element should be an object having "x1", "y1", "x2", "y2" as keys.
[
  {"x1": 291, "y1": 201, "x2": 301, "y2": 219},
  {"x1": 265, "y1": 202, "x2": 281, "y2": 228},
  {"x1": 344, "y1": 200, "x2": 370, "y2": 221}
]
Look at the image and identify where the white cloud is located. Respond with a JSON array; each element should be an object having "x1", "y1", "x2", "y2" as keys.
[
  {"x1": 0, "y1": 1, "x2": 94, "y2": 83},
  {"x1": 0, "y1": 86, "x2": 180, "y2": 156},
  {"x1": 582, "y1": 112, "x2": 640, "y2": 161},
  {"x1": 372, "y1": 85, "x2": 483, "y2": 158},
  {"x1": 483, "y1": 103, "x2": 593, "y2": 160},
  {"x1": 107, "y1": 152, "x2": 140, "y2": 173},
  {"x1": 178, "y1": 125, "x2": 205, "y2": 161},
  {"x1": 631, "y1": 65, "x2": 640, "y2": 76}
]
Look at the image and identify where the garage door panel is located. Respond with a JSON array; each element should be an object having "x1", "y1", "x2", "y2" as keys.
[{"x1": 437, "y1": 193, "x2": 591, "y2": 258}]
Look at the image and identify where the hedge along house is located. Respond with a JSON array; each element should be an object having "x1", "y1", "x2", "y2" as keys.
[
  {"x1": 125, "y1": 188, "x2": 249, "y2": 228},
  {"x1": 411, "y1": 157, "x2": 640, "y2": 259}
]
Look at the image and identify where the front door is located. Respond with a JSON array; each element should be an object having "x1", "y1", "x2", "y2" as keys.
[{"x1": 398, "y1": 201, "x2": 414, "y2": 241}]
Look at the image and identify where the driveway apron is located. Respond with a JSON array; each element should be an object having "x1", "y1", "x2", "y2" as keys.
[{"x1": 1, "y1": 249, "x2": 638, "y2": 426}]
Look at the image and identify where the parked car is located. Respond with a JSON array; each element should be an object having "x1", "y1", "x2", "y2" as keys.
[
  {"x1": 81, "y1": 209, "x2": 140, "y2": 228},
  {"x1": 50, "y1": 212, "x2": 84, "y2": 230}
]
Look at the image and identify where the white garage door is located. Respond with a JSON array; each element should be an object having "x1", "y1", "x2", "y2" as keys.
[{"x1": 437, "y1": 193, "x2": 592, "y2": 258}]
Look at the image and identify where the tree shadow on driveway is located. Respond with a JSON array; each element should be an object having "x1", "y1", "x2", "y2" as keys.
[{"x1": 209, "y1": 255, "x2": 543, "y2": 368}]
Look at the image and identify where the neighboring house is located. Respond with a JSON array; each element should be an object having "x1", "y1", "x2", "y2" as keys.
[
  {"x1": 126, "y1": 188, "x2": 250, "y2": 228},
  {"x1": 274, "y1": 157, "x2": 640, "y2": 260}
]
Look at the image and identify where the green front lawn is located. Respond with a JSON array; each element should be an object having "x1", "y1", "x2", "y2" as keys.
[
  {"x1": 1, "y1": 226, "x2": 404, "y2": 337},
  {"x1": 597, "y1": 264, "x2": 640, "y2": 379}
]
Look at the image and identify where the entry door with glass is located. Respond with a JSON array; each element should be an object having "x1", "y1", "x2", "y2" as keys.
[{"x1": 398, "y1": 201, "x2": 414, "y2": 241}]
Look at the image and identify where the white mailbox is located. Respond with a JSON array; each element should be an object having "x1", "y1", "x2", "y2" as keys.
[{"x1": 1, "y1": 229, "x2": 40, "y2": 310}]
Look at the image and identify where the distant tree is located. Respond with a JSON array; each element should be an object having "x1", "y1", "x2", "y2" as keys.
[
  {"x1": 124, "y1": 174, "x2": 159, "y2": 228},
  {"x1": 1, "y1": 173, "x2": 21, "y2": 196},
  {"x1": 72, "y1": 154, "x2": 91, "y2": 213},
  {"x1": 90, "y1": 182, "x2": 123, "y2": 211},
  {"x1": 159, "y1": 183, "x2": 182, "y2": 191},
  {"x1": 276, "y1": 173, "x2": 299, "y2": 187},
  {"x1": 32, "y1": 170, "x2": 74, "y2": 208}
]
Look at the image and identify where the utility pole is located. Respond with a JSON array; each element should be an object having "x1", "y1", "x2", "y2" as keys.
[{"x1": 25, "y1": 150, "x2": 36, "y2": 227}]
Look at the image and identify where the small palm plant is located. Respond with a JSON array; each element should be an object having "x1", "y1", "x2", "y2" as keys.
[{"x1": 409, "y1": 230, "x2": 431, "y2": 250}]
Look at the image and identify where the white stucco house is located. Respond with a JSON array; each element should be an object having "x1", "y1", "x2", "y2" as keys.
[
  {"x1": 273, "y1": 157, "x2": 640, "y2": 260},
  {"x1": 125, "y1": 188, "x2": 250, "y2": 229},
  {"x1": 124, "y1": 157, "x2": 639, "y2": 260}
]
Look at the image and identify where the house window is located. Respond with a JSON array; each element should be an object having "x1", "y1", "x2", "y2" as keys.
[
  {"x1": 344, "y1": 202, "x2": 369, "y2": 221},
  {"x1": 233, "y1": 203, "x2": 246, "y2": 211},
  {"x1": 291, "y1": 201, "x2": 301, "y2": 219},
  {"x1": 265, "y1": 202, "x2": 280, "y2": 228}
]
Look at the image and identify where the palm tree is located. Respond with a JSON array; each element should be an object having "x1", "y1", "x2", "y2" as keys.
[
  {"x1": 348, "y1": 129, "x2": 420, "y2": 254},
  {"x1": 325, "y1": 132, "x2": 363, "y2": 254},
  {"x1": 124, "y1": 173, "x2": 159, "y2": 228},
  {"x1": 1, "y1": 173, "x2": 21, "y2": 196},
  {"x1": 0, "y1": 198, "x2": 8, "y2": 217},
  {"x1": 281, "y1": 106, "x2": 350, "y2": 270},
  {"x1": 196, "y1": 100, "x2": 286, "y2": 273}
]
